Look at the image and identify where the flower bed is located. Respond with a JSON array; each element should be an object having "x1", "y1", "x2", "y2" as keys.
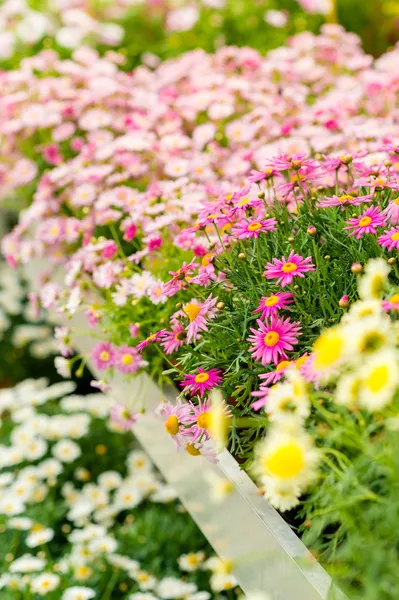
[
  {"x1": 0, "y1": 377, "x2": 240, "y2": 599},
  {"x1": 3, "y1": 26, "x2": 399, "y2": 598}
]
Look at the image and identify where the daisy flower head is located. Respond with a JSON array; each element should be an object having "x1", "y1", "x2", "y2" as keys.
[
  {"x1": 181, "y1": 369, "x2": 222, "y2": 397},
  {"x1": 382, "y1": 293, "x2": 399, "y2": 312},
  {"x1": 110, "y1": 403, "x2": 138, "y2": 431},
  {"x1": 91, "y1": 342, "x2": 115, "y2": 370},
  {"x1": 163, "y1": 259, "x2": 199, "y2": 297},
  {"x1": 136, "y1": 330, "x2": 167, "y2": 352},
  {"x1": 319, "y1": 193, "x2": 372, "y2": 209},
  {"x1": 248, "y1": 316, "x2": 301, "y2": 366},
  {"x1": 160, "y1": 321, "x2": 186, "y2": 355},
  {"x1": 357, "y1": 349, "x2": 399, "y2": 412},
  {"x1": 253, "y1": 292, "x2": 294, "y2": 320},
  {"x1": 115, "y1": 345, "x2": 143, "y2": 374},
  {"x1": 253, "y1": 423, "x2": 319, "y2": 510},
  {"x1": 183, "y1": 397, "x2": 231, "y2": 445},
  {"x1": 182, "y1": 294, "x2": 218, "y2": 343},
  {"x1": 232, "y1": 217, "x2": 277, "y2": 239},
  {"x1": 159, "y1": 400, "x2": 190, "y2": 448},
  {"x1": 265, "y1": 381, "x2": 310, "y2": 424},
  {"x1": 208, "y1": 389, "x2": 231, "y2": 450},
  {"x1": 344, "y1": 206, "x2": 387, "y2": 239},
  {"x1": 311, "y1": 325, "x2": 348, "y2": 379},
  {"x1": 383, "y1": 197, "x2": 399, "y2": 225},
  {"x1": 378, "y1": 226, "x2": 399, "y2": 252},
  {"x1": 264, "y1": 251, "x2": 315, "y2": 288},
  {"x1": 358, "y1": 258, "x2": 390, "y2": 301},
  {"x1": 346, "y1": 313, "x2": 394, "y2": 359},
  {"x1": 258, "y1": 360, "x2": 292, "y2": 386}
]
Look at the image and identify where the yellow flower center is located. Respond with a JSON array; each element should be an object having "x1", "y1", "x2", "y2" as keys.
[
  {"x1": 238, "y1": 197, "x2": 250, "y2": 206},
  {"x1": 221, "y1": 223, "x2": 232, "y2": 235},
  {"x1": 201, "y1": 253, "x2": 214, "y2": 267},
  {"x1": 359, "y1": 216, "x2": 372, "y2": 227},
  {"x1": 276, "y1": 360, "x2": 291, "y2": 372},
  {"x1": 49, "y1": 225, "x2": 60, "y2": 236},
  {"x1": 264, "y1": 331, "x2": 280, "y2": 346},
  {"x1": 339, "y1": 194, "x2": 353, "y2": 203},
  {"x1": 366, "y1": 365, "x2": 389, "y2": 393},
  {"x1": 265, "y1": 295, "x2": 279, "y2": 307},
  {"x1": 247, "y1": 222, "x2": 262, "y2": 231},
  {"x1": 395, "y1": 197, "x2": 399, "y2": 205},
  {"x1": 165, "y1": 415, "x2": 179, "y2": 436},
  {"x1": 265, "y1": 442, "x2": 305, "y2": 480},
  {"x1": 389, "y1": 293, "x2": 399, "y2": 304},
  {"x1": 391, "y1": 232, "x2": 399, "y2": 241},
  {"x1": 194, "y1": 372, "x2": 210, "y2": 383},
  {"x1": 281, "y1": 262, "x2": 297, "y2": 273},
  {"x1": 99, "y1": 351, "x2": 110, "y2": 362},
  {"x1": 187, "y1": 554, "x2": 199, "y2": 565},
  {"x1": 121, "y1": 354, "x2": 133, "y2": 365},
  {"x1": 313, "y1": 330, "x2": 343, "y2": 369},
  {"x1": 295, "y1": 355, "x2": 309, "y2": 369},
  {"x1": 184, "y1": 303, "x2": 201, "y2": 322},
  {"x1": 197, "y1": 411, "x2": 212, "y2": 430},
  {"x1": 186, "y1": 443, "x2": 201, "y2": 456}
]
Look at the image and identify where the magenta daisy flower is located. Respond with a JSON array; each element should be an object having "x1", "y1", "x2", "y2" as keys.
[
  {"x1": 110, "y1": 403, "x2": 138, "y2": 431},
  {"x1": 382, "y1": 293, "x2": 399, "y2": 312},
  {"x1": 182, "y1": 398, "x2": 230, "y2": 444},
  {"x1": 378, "y1": 226, "x2": 399, "y2": 251},
  {"x1": 344, "y1": 206, "x2": 387, "y2": 239},
  {"x1": 91, "y1": 342, "x2": 116, "y2": 370},
  {"x1": 318, "y1": 193, "x2": 372, "y2": 209},
  {"x1": 160, "y1": 321, "x2": 186, "y2": 355},
  {"x1": 253, "y1": 292, "x2": 294, "y2": 319},
  {"x1": 232, "y1": 217, "x2": 277, "y2": 239},
  {"x1": 247, "y1": 316, "x2": 301, "y2": 365},
  {"x1": 136, "y1": 329, "x2": 167, "y2": 352},
  {"x1": 264, "y1": 251, "x2": 315, "y2": 288},
  {"x1": 115, "y1": 346, "x2": 144, "y2": 374},
  {"x1": 182, "y1": 294, "x2": 218, "y2": 343},
  {"x1": 181, "y1": 368, "x2": 222, "y2": 396},
  {"x1": 259, "y1": 359, "x2": 292, "y2": 385},
  {"x1": 159, "y1": 400, "x2": 190, "y2": 449},
  {"x1": 163, "y1": 259, "x2": 199, "y2": 297}
]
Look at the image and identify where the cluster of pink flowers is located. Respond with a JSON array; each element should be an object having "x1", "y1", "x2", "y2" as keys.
[
  {"x1": 159, "y1": 392, "x2": 230, "y2": 459},
  {"x1": 92, "y1": 341, "x2": 147, "y2": 374}
]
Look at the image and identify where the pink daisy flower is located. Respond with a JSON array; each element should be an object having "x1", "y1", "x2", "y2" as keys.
[
  {"x1": 158, "y1": 400, "x2": 190, "y2": 449},
  {"x1": 251, "y1": 384, "x2": 272, "y2": 412},
  {"x1": 182, "y1": 398, "x2": 230, "y2": 444},
  {"x1": 182, "y1": 294, "x2": 218, "y2": 343},
  {"x1": 253, "y1": 292, "x2": 294, "y2": 320},
  {"x1": 384, "y1": 198, "x2": 399, "y2": 225},
  {"x1": 378, "y1": 226, "x2": 399, "y2": 251},
  {"x1": 382, "y1": 293, "x2": 399, "y2": 312},
  {"x1": 264, "y1": 251, "x2": 315, "y2": 287},
  {"x1": 136, "y1": 330, "x2": 167, "y2": 352},
  {"x1": 160, "y1": 321, "x2": 186, "y2": 355},
  {"x1": 232, "y1": 217, "x2": 277, "y2": 239},
  {"x1": 259, "y1": 359, "x2": 292, "y2": 385},
  {"x1": 344, "y1": 206, "x2": 387, "y2": 239},
  {"x1": 110, "y1": 404, "x2": 138, "y2": 430},
  {"x1": 163, "y1": 259, "x2": 199, "y2": 297},
  {"x1": 115, "y1": 346, "x2": 144, "y2": 374},
  {"x1": 91, "y1": 341, "x2": 116, "y2": 370},
  {"x1": 247, "y1": 316, "x2": 301, "y2": 365},
  {"x1": 318, "y1": 193, "x2": 372, "y2": 209},
  {"x1": 181, "y1": 368, "x2": 222, "y2": 397}
]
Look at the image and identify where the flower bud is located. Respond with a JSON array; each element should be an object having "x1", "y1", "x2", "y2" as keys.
[
  {"x1": 351, "y1": 262, "x2": 363, "y2": 274},
  {"x1": 238, "y1": 252, "x2": 246, "y2": 260},
  {"x1": 216, "y1": 302, "x2": 225, "y2": 309},
  {"x1": 339, "y1": 295, "x2": 349, "y2": 308},
  {"x1": 287, "y1": 236, "x2": 294, "y2": 243},
  {"x1": 307, "y1": 225, "x2": 317, "y2": 236},
  {"x1": 388, "y1": 257, "x2": 396, "y2": 264}
]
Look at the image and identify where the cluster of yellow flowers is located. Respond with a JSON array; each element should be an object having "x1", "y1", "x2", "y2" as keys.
[{"x1": 252, "y1": 258, "x2": 399, "y2": 511}]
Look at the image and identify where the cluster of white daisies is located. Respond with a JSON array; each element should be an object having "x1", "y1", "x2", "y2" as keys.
[{"x1": 0, "y1": 377, "x2": 238, "y2": 598}]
